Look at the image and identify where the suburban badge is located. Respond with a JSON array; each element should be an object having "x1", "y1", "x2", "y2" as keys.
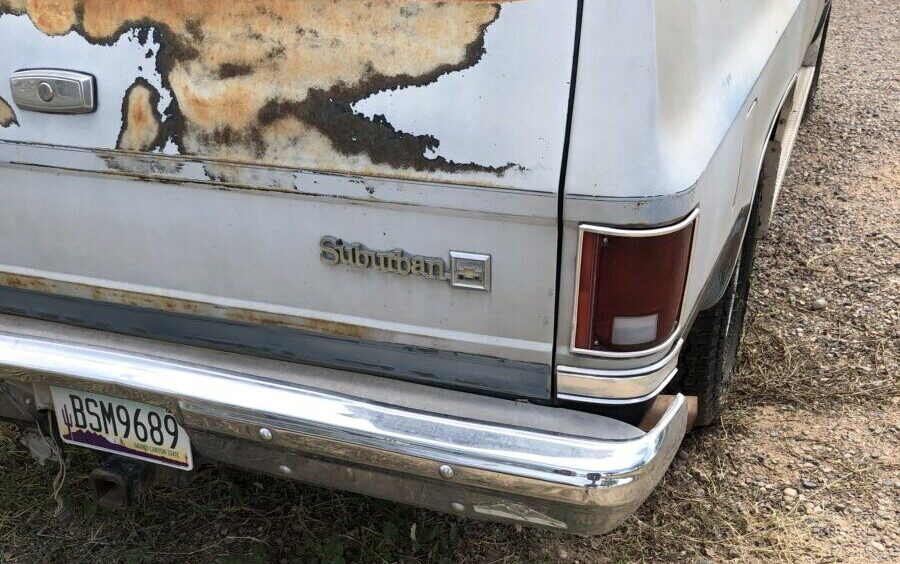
[{"x1": 320, "y1": 236, "x2": 491, "y2": 292}]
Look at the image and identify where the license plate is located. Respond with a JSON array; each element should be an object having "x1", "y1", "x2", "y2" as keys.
[{"x1": 51, "y1": 387, "x2": 193, "y2": 470}]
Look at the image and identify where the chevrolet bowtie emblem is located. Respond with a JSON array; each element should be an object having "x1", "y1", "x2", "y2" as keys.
[
  {"x1": 320, "y1": 236, "x2": 491, "y2": 292},
  {"x1": 457, "y1": 265, "x2": 483, "y2": 281}
]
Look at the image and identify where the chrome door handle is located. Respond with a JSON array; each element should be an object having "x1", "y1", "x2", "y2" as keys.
[{"x1": 9, "y1": 69, "x2": 95, "y2": 114}]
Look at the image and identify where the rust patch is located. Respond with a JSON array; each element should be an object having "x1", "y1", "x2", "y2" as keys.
[
  {"x1": 216, "y1": 62, "x2": 253, "y2": 80},
  {"x1": 0, "y1": 273, "x2": 54, "y2": 293},
  {"x1": 0, "y1": 271, "x2": 372, "y2": 340},
  {"x1": 117, "y1": 78, "x2": 164, "y2": 151},
  {"x1": 2, "y1": 0, "x2": 76, "y2": 35},
  {"x1": 0, "y1": 96, "x2": 17, "y2": 128},
  {"x1": 0, "y1": 0, "x2": 521, "y2": 177},
  {"x1": 223, "y1": 309, "x2": 371, "y2": 340}
]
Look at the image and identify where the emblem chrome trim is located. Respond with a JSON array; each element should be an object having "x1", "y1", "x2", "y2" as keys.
[
  {"x1": 449, "y1": 251, "x2": 492, "y2": 291},
  {"x1": 320, "y1": 236, "x2": 491, "y2": 292}
]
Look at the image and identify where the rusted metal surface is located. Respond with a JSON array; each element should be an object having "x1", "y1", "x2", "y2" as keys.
[
  {"x1": 0, "y1": 271, "x2": 371, "y2": 340},
  {"x1": 0, "y1": 96, "x2": 16, "y2": 127},
  {"x1": 117, "y1": 78, "x2": 163, "y2": 151},
  {"x1": 0, "y1": 274, "x2": 552, "y2": 398},
  {"x1": 0, "y1": 0, "x2": 529, "y2": 180}
]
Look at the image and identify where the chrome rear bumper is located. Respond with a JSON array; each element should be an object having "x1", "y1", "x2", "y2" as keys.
[{"x1": 0, "y1": 320, "x2": 687, "y2": 535}]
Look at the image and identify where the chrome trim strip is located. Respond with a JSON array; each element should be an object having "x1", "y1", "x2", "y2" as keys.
[
  {"x1": 558, "y1": 368, "x2": 679, "y2": 406},
  {"x1": 557, "y1": 340, "x2": 683, "y2": 401},
  {"x1": 570, "y1": 329, "x2": 680, "y2": 359},
  {"x1": 559, "y1": 339, "x2": 682, "y2": 378},
  {"x1": 578, "y1": 208, "x2": 700, "y2": 238},
  {"x1": 0, "y1": 330, "x2": 687, "y2": 513},
  {"x1": 569, "y1": 208, "x2": 699, "y2": 359}
]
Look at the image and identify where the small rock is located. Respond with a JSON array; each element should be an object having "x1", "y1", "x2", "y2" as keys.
[
  {"x1": 557, "y1": 546, "x2": 569, "y2": 560},
  {"x1": 784, "y1": 487, "x2": 799, "y2": 497},
  {"x1": 810, "y1": 297, "x2": 828, "y2": 311},
  {"x1": 871, "y1": 540, "x2": 885, "y2": 552},
  {"x1": 802, "y1": 478, "x2": 819, "y2": 489}
]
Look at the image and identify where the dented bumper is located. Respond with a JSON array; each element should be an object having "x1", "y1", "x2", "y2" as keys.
[{"x1": 0, "y1": 319, "x2": 686, "y2": 535}]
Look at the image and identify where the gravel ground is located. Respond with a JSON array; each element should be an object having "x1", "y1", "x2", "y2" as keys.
[{"x1": 1, "y1": 1, "x2": 897, "y2": 562}]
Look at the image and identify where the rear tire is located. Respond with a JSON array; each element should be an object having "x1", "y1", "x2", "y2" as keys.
[{"x1": 678, "y1": 189, "x2": 762, "y2": 427}]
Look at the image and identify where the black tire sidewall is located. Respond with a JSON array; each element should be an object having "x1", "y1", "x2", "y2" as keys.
[{"x1": 678, "y1": 189, "x2": 762, "y2": 427}]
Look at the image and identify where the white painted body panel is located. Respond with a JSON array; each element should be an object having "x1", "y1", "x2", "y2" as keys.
[{"x1": 0, "y1": 165, "x2": 557, "y2": 363}]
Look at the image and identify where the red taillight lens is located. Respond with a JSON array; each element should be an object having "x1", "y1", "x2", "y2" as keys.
[{"x1": 573, "y1": 211, "x2": 697, "y2": 354}]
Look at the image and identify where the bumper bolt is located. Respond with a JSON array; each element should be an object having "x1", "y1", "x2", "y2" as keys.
[
  {"x1": 259, "y1": 428, "x2": 273, "y2": 441},
  {"x1": 278, "y1": 465, "x2": 291, "y2": 475},
  {"x1": 450, "y1": 502, "x2": 465, "y2": 512},
  {"x1": 439, "y1": 464, "x2": 454, "y2": 479}
]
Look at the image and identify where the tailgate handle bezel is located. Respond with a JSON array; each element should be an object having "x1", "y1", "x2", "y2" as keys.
[{"x1": 9, "y1": 69, "x2": 96, "y2": 114}]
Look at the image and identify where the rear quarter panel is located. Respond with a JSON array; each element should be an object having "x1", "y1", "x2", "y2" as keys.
[{"x1": 557, "y1": 0, "x2": 826, "y2": 372}]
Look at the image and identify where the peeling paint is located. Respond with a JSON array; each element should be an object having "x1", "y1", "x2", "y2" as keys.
[
  {"x1": 99, "y1": 152, "x2": 184, "y2": 176},
  {"x1": 0, "y1": 96, "x2": 17, "y2": 127},
  {"x1": 1, "y1": 0, "x2": 522, "y2": 177}
]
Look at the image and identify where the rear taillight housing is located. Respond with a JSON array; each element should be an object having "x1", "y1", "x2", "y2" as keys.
[{"x1": 571, "y1": 210, "x2": 698, "y2": 356}]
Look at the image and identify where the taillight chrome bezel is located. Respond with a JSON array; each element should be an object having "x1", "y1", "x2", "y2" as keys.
[{"x1": 570, "y1": 208, "x2": 699, "y2": 358}]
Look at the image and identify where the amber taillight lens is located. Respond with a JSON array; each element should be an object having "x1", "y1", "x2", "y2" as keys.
[{"x1": 573, "y1": 212, "x2": 697, "y2": 353}]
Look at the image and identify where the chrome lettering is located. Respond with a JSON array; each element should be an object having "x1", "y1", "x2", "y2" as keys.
[
  {"x1": 426, "y1": 258, "x2": 446, "y2": 279},
  {"x1": 357, "y1": 249, "x2": 374, "y2": 268},
  {"x1": 320, "y1": 236, "x2": 340, "y2": 265},
  {"x1": 397, "y1": 255, "x2": 411, "y2": 275},
  {"x1": 339, "y1": 242, "x2": 357, "y2": 265},
  {"x1": 411, "y1": 256, "x2": 427, "y2": 276},
  {"x1": 321, "y1": 236, "x2": 450, "y2": 283}
]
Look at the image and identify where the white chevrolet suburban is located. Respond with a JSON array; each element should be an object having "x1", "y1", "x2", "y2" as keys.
[{"x1": 0, "y1": 0, "x2": 831, "y2": 535}]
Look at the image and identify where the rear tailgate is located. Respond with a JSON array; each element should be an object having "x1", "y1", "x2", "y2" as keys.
[{"x1": 0, "y1": 1, "x2": 578, "y2": 399}]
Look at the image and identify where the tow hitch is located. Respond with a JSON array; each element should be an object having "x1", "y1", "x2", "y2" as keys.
[{"x1": 88, "y1": 456, "x2": 155, "y2": 510}]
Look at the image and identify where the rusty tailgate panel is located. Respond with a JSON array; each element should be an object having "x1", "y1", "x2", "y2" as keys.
[
  {"x1": 0, "y1": 0, "x2": 568, "y2": 186},
  {"x1": 0, "y1": 1, "x2": 578, "y2": 399}
]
